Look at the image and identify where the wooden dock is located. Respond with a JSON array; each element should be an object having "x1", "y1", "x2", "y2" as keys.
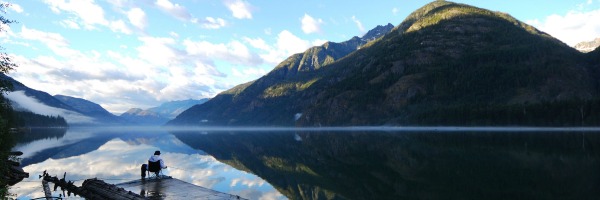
[
  {"x1": 116, "y1": 176, "x2": 246, "y2": 200},
  {"x1": 41, "y1": 171, "x2": 246, "y2": 200}
]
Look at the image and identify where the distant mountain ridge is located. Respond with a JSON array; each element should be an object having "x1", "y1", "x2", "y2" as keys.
[
  {"x1": 120, "y1": 108, "x2": 167, "y2": 125},
  {"x1": 575, "y1": 37, "x2": 600, "y2": 53},
  {"x1": 120, "y1": 99, "x2": 208, "y2": 125},
  {"x1": 148, "y1": 99, "x2": 209, "y2": 119},
  {"x1": 2, "y1": 74, "x2": 75, "y2": 111},
  {"x1": 0, "y1": 74, "x2": 208, "y2": 126},
  {"x1": 0, "y1": 74, "x2": 108, "y2": 125},
  {"x1": 169, "y1": 1, "x2": 600, "y2": 126}
]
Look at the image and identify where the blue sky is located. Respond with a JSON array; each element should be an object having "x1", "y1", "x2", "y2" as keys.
[{"x1": 2, "y1": 0, "x2": 600, "y2": 114}]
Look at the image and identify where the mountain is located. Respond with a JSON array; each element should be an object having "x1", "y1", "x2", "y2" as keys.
[
  {"x1": 54, "y1": 95, "x2": 122, "y2": 124},
  {"x1": 120, "y1": 99, "x2": 207, "y2": 125},
  {"x1": 1, "y1": 74, "x2": 75, "y2": 111},
  {"x1": 168, "y1": 23, "x2": 395, "y2": 126},
  {"x1": 169, "y1": 1, "x2": 600, "y2": 126},
  {"x1": 119, "y1": 108, "x2": 168, "y2": 125},
  {"x1": 147, "y1": 99, "x2": 208, "y2": 119},
  {"x1": 0, "y1": 74, "x2": 123, "y2": 126},
  {"x1": 575, "y1": 37, "x2": 600, "y2": 53}
]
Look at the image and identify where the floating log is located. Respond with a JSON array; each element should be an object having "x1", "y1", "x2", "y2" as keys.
[{"x1": 41, "y1": 171, "x2": 145, "y2": 200}]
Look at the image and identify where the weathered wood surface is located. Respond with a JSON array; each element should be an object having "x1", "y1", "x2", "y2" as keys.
[{"x1": 116, "y1": 176, "x2": 246, "y2": 200}]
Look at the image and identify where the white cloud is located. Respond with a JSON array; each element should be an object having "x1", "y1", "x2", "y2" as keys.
[
  {"x1": 7, "y1": 3, "x2": 23, "y2": 13},
  {"x1": 42, "y1": 0, "x2": 135, "y2": 34},
  {"x1": 301, "y1": 14, "x2": 323, "y2": 34},
  {"x1": 43, "y1": 0, "x2": 109, "y2": 29},
  {"x1": 184, "y1": 39, "x2": 262, "y2": 66},
  {"x1": 199, "y1": 17, "x2": 227, "y2": 29},
  {"x1": 224, "y1": 0, "x2": 252, "y2": 19},
  {"x1": 110, "y1": 20, "x2": 132, "y2": 34},
  {"x1": 155, "y1": 0, "x2": 191, "y2": 21},
  {"x1": 59, "y1": 19, "x2": 81, "y2": 29},
  {"x1": 528, "y1": 9, "x2": 600, "y2": 46},
  {"x1": 107, "y1": 0, "x2": 129, "y2": 8},
  {"x1": 11, "y1": 27, "x2": 233, "y2": 114},
  {"x1": 19, "y1": 25, "x2": 69, "y2": 48},
  {"x1": 231, "y1": 67, "x2": 268, "y2": 78},
  {"x1": 392, "y1": 7, "x2": 399, "y2": 15},
  {"x1": 136, "y1": 36, "x2": 180, "y2": 67},
  {"x1": 312, "y1": 39, "x2": 328, "y2": 46},
  {"x1": 169, "y1": 31, "x2": 179, "y2": 38},
  {"x1": 351, "y1": 16, "x2": 366, "y2": 33},
  {"x1": 244, "y1": 37, "x2": 271, "y2": 51},
  {"x1": 273, "y1": 30, "x2": 311, "y2": 59},
  {"x1": 244, "y1": 30, "x2": 322, "y2": 65},
  {"x1": 127, "y1": 7, "x2": 147, "y2": 30}
]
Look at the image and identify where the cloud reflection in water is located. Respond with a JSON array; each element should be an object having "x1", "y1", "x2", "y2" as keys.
[{"x1": 11, "y1": 130, "x2": 285, "y2": 200}]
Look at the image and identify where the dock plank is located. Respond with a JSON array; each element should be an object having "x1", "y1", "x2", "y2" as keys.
[{"x1": 116, "y1": 177, "x2": 245, "y2": 200}]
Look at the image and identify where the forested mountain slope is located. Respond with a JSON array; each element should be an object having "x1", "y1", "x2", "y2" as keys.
[{"x1": 170, "y1": 1, "x2": 600, "y2": 126}]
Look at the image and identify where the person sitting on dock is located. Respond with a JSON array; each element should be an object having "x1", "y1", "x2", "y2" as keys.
[
  {"x1": 149, "y1": 150, "x2": 167, "y2": 169},
  {"x1": 142, "y1": 150, "x2": 167, "y2": 179}
]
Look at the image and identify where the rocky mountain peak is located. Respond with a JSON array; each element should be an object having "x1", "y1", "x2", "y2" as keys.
[
  {"x1": 123, "y1": 108, "x2": 144, "y2": 115},
  {"x1": 361, "y1": 23, "x2": 394, "y2": 42},
  {"x1": 574, "y1": 37, "x2": 600, "y2": 53}
]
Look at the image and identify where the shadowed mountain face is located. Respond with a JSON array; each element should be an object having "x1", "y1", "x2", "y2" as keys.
[
  {"x1": 169, "y1": 1, "x2": 600, "y2": 126},
  {"x1": 1, "y1": 74, "x2": 75, "y2": 112},
  {"x1": 171, "y1": 131, "x2": 600, "y2": 200},
  {"x1": 54, "y1": 95, "x2": 122, "y2": 124}
]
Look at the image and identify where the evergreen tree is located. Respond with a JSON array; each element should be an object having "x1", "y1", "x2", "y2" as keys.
[{"x1": 0, "y1": 3, "x2": 18, "y2": 198}]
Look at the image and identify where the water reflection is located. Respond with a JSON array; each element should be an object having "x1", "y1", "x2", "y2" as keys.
[
  {"x1": 171, "y1": 131, "x2": 600, "y2": 200},
  {"x1": 10, "y1": 127, "x2": 284, "y2": 200}
]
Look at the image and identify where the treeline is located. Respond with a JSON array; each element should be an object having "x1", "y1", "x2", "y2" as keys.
[
  {"x1": 410, "y1": 99, "x2": 600, "y2": 126},
  {"x1": 9, "y1": 111, "x2": 68, "y2": 127}
]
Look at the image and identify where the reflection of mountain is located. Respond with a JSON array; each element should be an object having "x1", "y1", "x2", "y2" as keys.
[
  {"x1": 172, "y1": 131, "x2": 600, "y2": 200},
  {"x1": 16, "y1": 128, "x2": 203, "y2": 167}
]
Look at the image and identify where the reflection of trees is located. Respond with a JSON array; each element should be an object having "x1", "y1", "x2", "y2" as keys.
[
  {"x1": 15, "y1": 128, "x2": 67, "y2": 145},
  {"x1": 172, "y1": 131, "x2": 600, "y2": 200}
]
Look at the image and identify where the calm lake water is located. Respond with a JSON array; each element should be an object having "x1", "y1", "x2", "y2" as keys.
[{"x1": 9, "y1": 127, "x2": 600, "y2": 200}]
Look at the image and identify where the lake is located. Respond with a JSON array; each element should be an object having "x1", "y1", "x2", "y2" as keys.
[{"x1": 8, "y1": 127, "x2": 600, "y2": 199}]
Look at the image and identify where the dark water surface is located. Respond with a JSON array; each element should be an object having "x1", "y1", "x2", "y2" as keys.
[{"x1": 9, "y1": 127, "x2": 600, "y2": 199}]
